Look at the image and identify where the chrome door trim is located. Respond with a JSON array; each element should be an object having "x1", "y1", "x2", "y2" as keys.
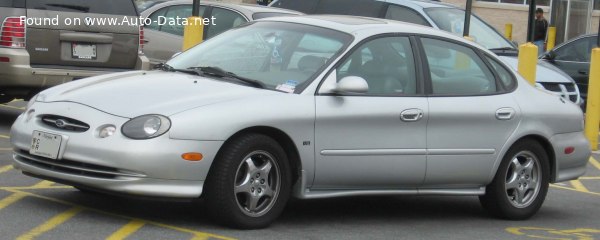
[
  {"x1": 320, "y1": 149, "x2": 426, "y2": 156},
  {"x1": 426, "y1": 149, "x2": 496, "y2": 155}
]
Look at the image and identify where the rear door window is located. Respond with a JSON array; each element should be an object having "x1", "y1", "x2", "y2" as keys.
[
  {"x1": 26, "y1": 0, "x2": 137, "y2": 16},
  {"x1": 146, "y1": 7, "x2": 168, "y2": 31},
  {"x1": 161, "y1": 5, "x2": 193, "y2": 36},
  {"x1": 385, "y1": 5, "x2": 430, "y2": 26},
  {"x1": 421, "y1": 38, "x2": 497, "y2": 95},
  {"x1": 205, "y1": 7, "x2": 246, "y2": 39}
]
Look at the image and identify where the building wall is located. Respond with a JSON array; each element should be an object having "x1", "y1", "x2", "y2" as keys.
[{"x1": 442, "y1": 0, "x2": 599, "y2": 44}]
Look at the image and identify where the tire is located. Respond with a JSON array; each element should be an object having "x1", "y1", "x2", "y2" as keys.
[
  {"x1": 479, "y1": 139, "x2": 550, "y2": 220},
  {"x1": 204, "y1": 133, "x2": 291, "y2": 229}
]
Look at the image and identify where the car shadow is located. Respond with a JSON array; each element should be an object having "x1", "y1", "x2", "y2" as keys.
[{"x1": 35, "y1": 189, "x2": 492, "y2": 229}]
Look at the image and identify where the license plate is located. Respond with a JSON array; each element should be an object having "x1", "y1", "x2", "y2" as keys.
[
  {"x1": 72, "y1": 43, "x2": 97, "y2": 60},
  {"x1": 30, "y1": 131, "x2": 63, "y2": 159}
]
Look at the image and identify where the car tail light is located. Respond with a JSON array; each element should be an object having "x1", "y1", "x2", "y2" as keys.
[
  {"x1": 138, "y1": 25, "x2": 144, "y2": 54},
  {"x1": 0, "y1": 17, "x2": 26, "y2": 48}
]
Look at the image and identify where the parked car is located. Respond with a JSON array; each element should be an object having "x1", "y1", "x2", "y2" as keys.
[
  {"x1": 140, "y1": 0, "x2": 301, "y2": 66},
  {"x1": 270, "y1": 0, "x2": 583, "y2": 106},
  {"x1": 541, "y1": 34, "x2": 598, "y2": 110},
  {"x1": 11, "y1": 15, "x2": 589, "y2": 229},
  {"x1": 0, "y1": 0, "x2": 150, "y2": 104}
]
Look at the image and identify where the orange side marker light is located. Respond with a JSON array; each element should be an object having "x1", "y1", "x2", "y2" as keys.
[{"x1": 182, "y1": 152, "x2": 203, "y2": 161}]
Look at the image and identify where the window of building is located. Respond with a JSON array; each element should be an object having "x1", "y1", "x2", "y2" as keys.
[{"x1": 476, "y1": 0, "x2": 550, "y2": 6}]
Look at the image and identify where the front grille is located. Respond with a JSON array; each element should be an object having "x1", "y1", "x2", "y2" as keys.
[
  {"x1": 540, "y1": 82, "x2": 579, "y2": 103},
  {"x1": 14, "y1": 150, "x2": 145, "y2": 179},
  {"x1": 41, "y1": 115, "x2": 90, "y2": 132}
]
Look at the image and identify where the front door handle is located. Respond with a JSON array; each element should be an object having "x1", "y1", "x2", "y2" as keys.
[
  {"x1": 578, "y1": 69, "x2": 589, "y2": 75},
  {"x1": 400, "y1": 109, "x2": 424, "y2": 122},
  {"x1": 496, "y1": 107, "x2": 515, "y2": 120}
]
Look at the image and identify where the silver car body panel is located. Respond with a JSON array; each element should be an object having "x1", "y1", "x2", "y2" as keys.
[{"x1": 10, "y1": 15, "x2": 590, "y2": 199}]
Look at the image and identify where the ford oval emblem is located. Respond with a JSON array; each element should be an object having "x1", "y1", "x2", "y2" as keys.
[{"x1": 55, "y1": 119, "x2": 67, "y2": 128}]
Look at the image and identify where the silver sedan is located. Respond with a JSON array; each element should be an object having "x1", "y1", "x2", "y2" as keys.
[{"x1": 10, "y1": 15, "x2": 590, "y2": 229}]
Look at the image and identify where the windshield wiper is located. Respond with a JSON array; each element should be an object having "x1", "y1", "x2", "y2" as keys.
[
  {"x1": 155, "y1": 63, "x2": 202, "y2": 75},
  {"x1": 488, "y1": 47, "x2": 517, "y2": 51},
  {"x1": 188, "y1": 66, "x2": 265, "y2": 89}
]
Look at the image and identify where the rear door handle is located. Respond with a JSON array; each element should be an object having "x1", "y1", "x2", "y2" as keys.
[
  {"x1": 496, "y1": 107, "x2": 515, "y2": 120},
  {"x1": 400, "y1": 109, "x2": 424, "y2": 122},
  {"x1": 578, "y1": 69, "x2": 589, "y2": 75}
]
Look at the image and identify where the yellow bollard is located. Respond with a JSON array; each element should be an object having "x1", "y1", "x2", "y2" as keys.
[
  {"x1": 546, "y1": 27, "x2": 556, "y2": 51},
  {"x1": 584, "y1": 48, "x2": 600, "y2": 150},
  {"x1": 182, "y1": 16, "x2": 204, "y2": 51},
  {"x1": 517, "y1": 42, "x2": 538, "y2": 85},
  {"x1": 505, "y1": 24, "x2": 513, "y2": 41}
]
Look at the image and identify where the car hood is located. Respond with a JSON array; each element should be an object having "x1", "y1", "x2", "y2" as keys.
[
  {"x1": 498, "y1": 56, "x2": 574, "y2": 84},
  {"x1": 37, "y1": 71, "x2": 276, "y2": 118}
]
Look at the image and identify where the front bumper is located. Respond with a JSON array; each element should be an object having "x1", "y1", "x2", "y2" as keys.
[{"x1": 10, "y1": 101, "x2": 223, "y2": 198}]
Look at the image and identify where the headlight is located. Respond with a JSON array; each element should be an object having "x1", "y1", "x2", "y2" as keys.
[{"x1": 121, "y1": 115, "x2": 171, "y2": 139}]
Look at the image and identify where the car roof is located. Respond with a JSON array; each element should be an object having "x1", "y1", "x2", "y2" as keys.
[{"x1": 141, "y1": 0, "x2": 302, "y2": 18}]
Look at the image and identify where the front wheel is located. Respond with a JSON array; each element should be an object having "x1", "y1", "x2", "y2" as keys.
[
  {"x1": 204, "y1": 134, "x2": 291, "y2": 229},
  {"x1": 479, "y1": 139, "x2": 550, "y2": 220}
]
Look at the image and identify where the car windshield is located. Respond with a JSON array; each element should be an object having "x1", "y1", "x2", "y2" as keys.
[
  {"x1": 425, "y1": 7, "x2": 515, "y2": 50},
  {"x1": 167, "y1": 21, "x2": 352, "y2": 93}
]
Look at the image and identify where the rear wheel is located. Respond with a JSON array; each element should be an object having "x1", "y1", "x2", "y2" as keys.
[
  {"x1": 479, "y1": 139, "x2": 550, "y2": 219},
  {"x1": 205, "y1": 134, "x2": 291, "y2": 229}
]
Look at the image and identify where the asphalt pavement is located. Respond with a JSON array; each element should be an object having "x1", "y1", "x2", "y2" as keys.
[{"x1": 0, "y1": 100, "x2": 599, "y2": 240}]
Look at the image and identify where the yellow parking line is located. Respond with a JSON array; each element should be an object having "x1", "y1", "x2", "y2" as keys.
[
  {"x1": 190, "y1": 235, "x2": 210, "y2": 240},
  {"x1": 32, "y1": 180, "x2": 54, "y2": 188},
  {"x1": 0, "y1": 148, "x2": 12, "y2": 151},
  {"x1": 580, "y1": 176, "x2": 600, "y2": 180},
  {"x1": 1, "y1": 186, "x2": 73, "y2": 190},
  {"x1": 0, "y1": 192, "x2": 27, "y2": 211},
  {"x1": 106, "y1": 219, "x2": 145, "y2": 240},
  {"x1": 0, "y1": 188, "x2": 235, "y2": 240},
  {"x1": 0, "y1": 135, "x2": 9, "y2": 139},
  {"x1": 16, "y1": 206, "x2": 82, "y2": 240},
  {"x1": 551, "y1": 184, "x2": 600, "y2": 196},
  {"x1": 590, "y1": 157, "x2": 600, "y2": 171},
  {"x1": 0, "y1": 104, "x2": 25, "y2": 110},
  {"x1": 0, "y1": 165, "x2": 13, "y2": 174},
  {"x1": 570, "y1": 180, "x2": 590, "y2": 193}
]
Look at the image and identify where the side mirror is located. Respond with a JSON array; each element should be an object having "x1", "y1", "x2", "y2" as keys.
[
  {"x1": 542, "y1": 50, "x2": 556, "y2": 61},
  {"x1": 333, "y1": 76, "x2": 369, "y2": 94},
  {"x1": 171, "y1": 52, "x2": 182, "y2": 59}
]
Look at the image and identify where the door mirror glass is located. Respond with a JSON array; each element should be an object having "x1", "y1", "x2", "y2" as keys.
[{"x1": 334, "y1": 76, "x2": 369, "y2": 94}]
